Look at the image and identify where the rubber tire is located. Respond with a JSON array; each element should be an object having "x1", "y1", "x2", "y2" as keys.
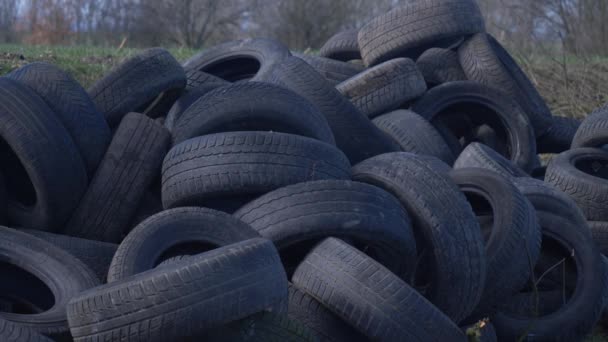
[
  {"x1": 234, "y1": 180, "x2": 417, "y2": 278},
  {"x1": 0, "y1": 174, "x2": 6, "y2": 225},
  {"x1": 6, "y1": 62, "x2": 111, "y2": 174},
  {"x1": 454, "y1": 142, "x2": 528, "y2": 179},
  {"x1": 572, "y1": 103, "x2": 608, "y2": 149},
  {"x1": 497, "y1": 290, "x2": 567, "y2": 318},
  {"x1": 293, "y1": 237, "x2": 466, "y2": 341},
  {"x1": 0, "y1": 317, "x2": 52, "y2": 342},
  {"x1": 546, "y1": 148, "x2": 608, "y2": 221},
  {"x1": 493, "y1": 212, "x2": 607, "y2": 342},
  {"x1": 63, "y1": 113, "x2": 170, "y2": 243},
  {"x1": 260, "y1": 55, "x2": 400, "y2": 164},
  {"x1": 352, "y1": 152, "x2": 486, "y2": 323},
  {"x1": 88, "y1": 48, "x2": 186, "y2": 127},
  {"x1": 358, "y1": 0, "x2": 485, "y2": 66},
  {"x1": 287, "y1": 285, "x2": 367, "y2": 342},
  {"x1": 319, "y1": 29, "x2": 362, "y2": 62},
  {"x1": 183, "y1": 38, "x2": 291, "y2": 82},
  {"x1": 0, "y1": 78, "x2": 88, "y2": 230},
  {"x1": 67, "y1": 238, "x2": 287, "y2": 342},
  {"x1": 336, "y1": 58, "x2": 427, "y2": 118},
  {"x1": 161, "y1": 131, "x2": 352, "y2": 210},
  {"x1": 172, "y1": 82, "x2": 335, "y2": 146},
  {"x1": 164, "y1": 84, "x2": 227, "y2": 133},
  {"x1": 590, "y1": 221, "x2": 608, "y2": 255},
  {"x1": 538, "y1": 116, "x2": 581, "y2": 153},
  {"x1": 107, "y1": 207, "x2": 260, "y2": 282},
  {"x1": 0, "y1": 227, "x2": 99, "y2": 337},
  {"x1": 416, "y1": 48, "x2": 466, "y2": 87},
  {"x1": 450, "y1": 168, "x2": 541, "y2": 308},
  {"x1": 372, "y1": 110, "x2": 456, "y2": 164},
  {"x1": 458, "y1": 33, "x2": 553, "y2": 137},
  {"x1": 412, "y1": 81, "x2": 537, "y2": 172},
  {"x1": 21, "y1": 229, "x2": 117, "y2": 283},
  {"x1": 185, "y1": 69, "x2": 228, "y2": 91},
  {"x1": 294, "y1": 53, "x2": 364, "y2": 86}
]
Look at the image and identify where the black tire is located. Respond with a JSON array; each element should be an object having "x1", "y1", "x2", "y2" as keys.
[
  {"x1": 185, "y1": 69, "x2": 228, "y2": 91},
  {"x1": 67, "y1": 238, "x2": 288, "y2": 342},
  {"x1": 128, "y1": 189, "x2": 164, "y2": 227},
  {"x1": 0, "y1": 317, "x2": 52, "y2": 342},
  {"x1": 572, "y1": 103, "x2": 608, "y2": 149},
  {"x1": 416, "y1": 48, "x2": 466, "y2": 87},
  {"x1": 546, "y1": 148, "x2": 608, "y2": 221},
  {"x1": 319, "y1": 29, "x2": 362, "y2": 62},
  {"x1": 358, "y1": 0, "x2": 485, "y2": 66},
  {"x1": 0, "y1": 78, "x2": 88, "y2": 230},
  {"x1": 183, "y1": 38, "x2": 291, "y2": 82},
  {"x1": 63, "y1": 113, "x2": 171, "y2": 243},
  {"x1": 336, "y1": 58, "x2": 427, "y2": 118},
  {"x1": 493, "y1": 212, "x2": 607, "y2": 341},
  {"x1": 538, "y1": 116, "x2": 581, "y2": 153},
  {"x1": 294, "y1": 53, "x2": 364, "y2": 86},
  {"x1": 21, "y1": 229, "x2": 117, "y2": 283},
  {"x1": 293, "y1": 238, "x2": 466, "y2": 341},
  {"x1": 0, "y1": 174, "x2": 6, "y2": 225},
  {"x1": 172, "y1": 82, "x2": 335, "y2": 146},
  {"x1": 0, "y1": 227, "x2": 99, "y2": 337},
  {"x1": 260, "y1": 56, "x2": 400, "y2": 164},
  {"x1": 234, "y1": 180, "x2": 417, "y2": 278},
  {"x1": 450, "y1": 168, "x2": 541, "y2": 308},
  {"x1": 107, "y1": 207, "x2": 260, "y2": 282},
  {"x1": 287, "y1": 285, "x2": 367, "y2": 342},
  {"x1": 162, "y1": 131, "x2": 351, "y2": 209},
  {"x1": 412, "y1": 81, "x2": 537, "y2": 172},
  {"x1": 352, "y1": 152, "x2": 486, "y2": 322},
  {"x1": 164, "y1": 84, "x2": 226, "y2": 133},
  {"x1": 458, "y1": 33, "x2": 553, "y2": 137},
  {"x1": 590, "y1": 221, "x2": 608, "y2": 255},
  {"x1": 88, "y1": 48, "x2": 186, "y2": 126},
  {"x1": 6, "y1": 62, "x2": 111, "y2": 174},
  {"x1": 454, "y1": 142, "x2": 528, "y2": 179},
  {"x1": 372, "y1": 110, "x2": 456, "y2": 164},
  {"x1": 497, "y1": 290, "x2": 567, "y2": 318}
]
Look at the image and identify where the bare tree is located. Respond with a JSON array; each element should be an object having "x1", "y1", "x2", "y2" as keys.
[{"x1": 0, "y1": 0, "x2": 19, "y2": 43}]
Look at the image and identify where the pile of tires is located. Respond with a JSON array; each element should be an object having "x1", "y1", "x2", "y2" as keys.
[{"x1": 0, "y1": 0, "x2": 605, "y2": 341}]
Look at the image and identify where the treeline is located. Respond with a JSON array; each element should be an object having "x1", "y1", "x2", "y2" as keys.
[{"x1": 1, "y1": 0, "x2": 607, "y2": 55}]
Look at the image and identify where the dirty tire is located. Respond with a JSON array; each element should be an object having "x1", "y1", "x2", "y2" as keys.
[
  {"x1": 319, "y1": 29, "x2": 362, "y2": 62},
  {"x1": 234, "y1": 180, "x2": 417, "y2": 278},
  {"x1": 538, "y1": 116, "x2": 581, "y2": 153},
  {"x1": 161, "y1": 131, "x2": 352, "y2": 209},
  {"x1": 0, "y1": 317, "x2": 53, "y2": 342},
  {"x1": 293, "y1": 238, "x2": 466, "y2": 341},
  {"x1": 358, "y1": 0, "x2": 485, "y2": 65},
  {"x1": 88, "y1": 48, "x2": 186, "y2": 126},
  {"x1": 107, "y1": 207, "x2": 260, "y2": 282},
  {"x1": 294, "y1": 54, "x2": 364, "y2": 86},
  {"x1": 261, "y1": 56, "x2": 400, "y2": 164},
  {"x1": 416, "y1": 48, "x2": 466, "y2": 87},
  {"x1": 287, "y1": 285, "x2": 367, "y2": 342},
  {"x1": 6, "y1": 62, "x2": 111, "y2": 174},
  {"x1": 172, "y1": 82, "x2": 335, "y2": 146},
  {"x1": 0, "y1": 227, "x2": 99, "y2": 337},
  {"x1": 21, "y1": 229, "x2": 117, "y2": 283},
  {"x1": 336, "y1": 58, "x2": 427, "y2": 118},
  {"x1": 64, "y1": 113, "x2": 171, "y2": 243},
  {"x1": 352, "y1": 152, "x2": 486, "y2": 322},
  {"x1": 67, "y1": 238, "x2": 288, "y2": 342},
  {"x1": 572, "y1": 103, "x2": 608, "y2": 149},
  {"x1": 450, "y1": 168, "x2": 541, "y2": 308},
  {"x1": 183, "y1": 38, "x2": 291, "y2": 82},
  {"x1": 0, "y1": 78, "x2": 88, "y2": 230},
  {"x1": 454, "y1": 142, "x2": 528, "y2": 179},
  {"x1": 458, "y1": 33, "x2": 553, "y2": 136},
  {"x1": 373, "y1": 110, "x2": 455, "y2": 164},
  {"x1": 493, "y1": 212, "x2": 607, "y2": 342},
  {"x1": 412, "y1": 81, "x2": 537, "y2": 172},
  {"x1": 545, "y1": 148, "x2": 608, "y2": 221}
]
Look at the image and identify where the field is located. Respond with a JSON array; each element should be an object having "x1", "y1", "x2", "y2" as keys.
[{"x1": 1, "y1": 43, "x2": 608, "y2": 341}]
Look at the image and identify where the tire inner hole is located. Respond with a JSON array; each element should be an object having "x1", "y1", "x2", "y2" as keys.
[
  {"x1": 203, "y1": 57, "x2": 261, "y2": 82},
  {"x1": 0, "y1": 262, "x2": 54, "y2": 314},
  {"x1": 463, "y1": 191, "x2": 494, "y2": 244},
  {"x1": 0, "y1": 138, "x2": 36, "y2": 207},
  {"x1": 575, "y1": 157, "x2": 608, "y2": 180}
]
